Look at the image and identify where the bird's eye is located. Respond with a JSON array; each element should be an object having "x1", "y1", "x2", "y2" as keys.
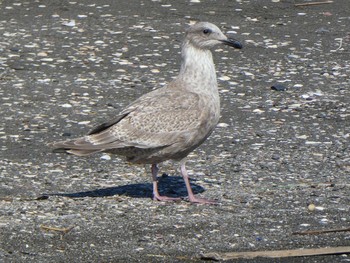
[{"x1": 203, "y1": 29, "x2": 211, "y2": 35}]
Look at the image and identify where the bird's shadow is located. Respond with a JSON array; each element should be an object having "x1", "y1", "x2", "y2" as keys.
[{"x1": 44, "y1": 175, "x2": 205, "y2": 200}]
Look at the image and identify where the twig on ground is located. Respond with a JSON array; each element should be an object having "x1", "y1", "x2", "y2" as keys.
[
  {"x1": 293, "y1": 227, "x2": 350, "y2": 235},
  {"x1": 201, "y1": 246, "x2": 350, "y2": 260},
  {"x1": 295, "y1": 1, "x2": 333, "y2": 7},
  {"x1": 40, "y1": 225, "x2": 75, "y2": 234}
]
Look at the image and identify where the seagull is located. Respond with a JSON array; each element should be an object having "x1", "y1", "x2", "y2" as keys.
[{"x1": 49, "y1": 22, "x2": 242, "y2": 204}]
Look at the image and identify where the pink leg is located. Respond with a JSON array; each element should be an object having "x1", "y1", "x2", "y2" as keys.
[
  {"x1": 180, "y1": 161, "x2": 218, "y2": 205},
  {"x1": 151, "y1": 164, "x2": 181, "y2": 202}
]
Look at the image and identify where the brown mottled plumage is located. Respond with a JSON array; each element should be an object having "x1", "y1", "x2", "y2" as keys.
[{"x1": 49, "y1": 22, "x2": 242, "y2": 204}]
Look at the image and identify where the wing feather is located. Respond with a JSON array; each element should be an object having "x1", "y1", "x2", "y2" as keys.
[{"x1": 50, "y1": 88, "x2": 204, "y2": 154}]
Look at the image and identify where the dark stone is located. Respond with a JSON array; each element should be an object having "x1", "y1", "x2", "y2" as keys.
[{"x1": 271, "y1": 84, "x2": 287, "y2": 91}]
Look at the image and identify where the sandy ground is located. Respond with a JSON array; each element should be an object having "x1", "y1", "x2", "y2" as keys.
[{"x1": 1, "y1": 0, "x2": 349, "y2": 262}]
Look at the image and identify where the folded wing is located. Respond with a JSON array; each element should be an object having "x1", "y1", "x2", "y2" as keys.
[{"x1": 50, "y1": 88, "x2": 204, "y2": 157}]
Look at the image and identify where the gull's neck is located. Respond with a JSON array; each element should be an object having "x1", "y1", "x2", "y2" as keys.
[{"x1": 176, "y1": 40, "x2": 218, "y2": 94}]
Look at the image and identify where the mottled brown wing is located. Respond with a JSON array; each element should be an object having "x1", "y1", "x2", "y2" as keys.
[
  {"x1": 51, "y1": 88, "x2": 204, "y2": 152},
  {"x1": 86, "y1": 88, "x2": 203, "y2": 149}
]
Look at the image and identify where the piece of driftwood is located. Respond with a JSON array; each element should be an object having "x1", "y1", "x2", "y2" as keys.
[
  {"x1": 293, "y1": 227, "x2": 350, "y2": 235},
  {"x1": 295, "y1": 1, "x2": 333, "y2": 7},
  {"x1": 201, "y1": 246, "x2": 350, "y2": 260}
]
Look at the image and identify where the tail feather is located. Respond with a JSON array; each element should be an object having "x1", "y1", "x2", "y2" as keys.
[
  {"x1": 48, "y1": 135, "x2": 131, "y2": 156},
  {"x1": 48, "y1": 136, "x2": 105, "y2": 156},
  {"x1": 67, "y1": 149, "x2": 103, "y2": 156}
]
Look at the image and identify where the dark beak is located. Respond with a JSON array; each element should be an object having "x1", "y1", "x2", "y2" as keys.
[{"x1": 221, "y1": 38, "x2": 243, "y2": 49}]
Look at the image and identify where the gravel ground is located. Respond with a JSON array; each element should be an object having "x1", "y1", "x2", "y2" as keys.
[{"x1": 1, "y1": 0, "x2": 349, "y2": 262}]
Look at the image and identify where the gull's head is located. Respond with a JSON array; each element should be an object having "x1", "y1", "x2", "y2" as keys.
[{"x1": 185, "y1": 22, "x2": 242, "y2": 50}]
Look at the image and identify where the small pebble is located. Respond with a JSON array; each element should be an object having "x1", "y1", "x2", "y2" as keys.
[
  {"x1": 219, "y1": 76, "x2": 230, "y2": 81},
  {"x1": 253, "y1": 109, "x2": 264, "y2": 114},
  {"x1": 101, "y1": 154, "x2": 112, "y2": 160},
  {"x1": 217, "y1": 123, "x2": 229, "y2": 128},
  {"x1": 63, "y1": 20, "x2": 76, "y2": 27},
  {"x1": 271, "y1": 154, "x2": 280, "y2": 160},
  {"x1": 293, "y1": 84, "x2": 303, "y2": 88},
  {"x1": 271, "y1": 84, "x2": 287, "y2": 91},
  {"x1": 315, "y1": 206, "x2": 325, "y2": 211},
  {"x1": 308, "y1": 203, "x2": 316, "y2": 211}
]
